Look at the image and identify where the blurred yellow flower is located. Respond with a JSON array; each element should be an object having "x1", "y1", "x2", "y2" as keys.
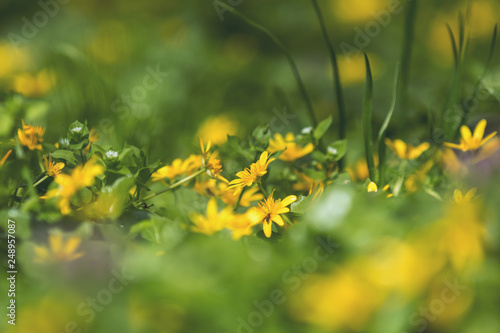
[
  {"x1": 34, "y1": 233, "x2": 84, "y2": 264},
  {"x1": 453, "y1": 188, "x2": 477, "y2": 204},
  {"x1": 227, "y1": 151, "x2": 275, "y2": 195},
  {"x1": 13, "y1": 69, "x2": 55, "y2": 97},
  {"x1": 197, "y1": 115, "x2": 238, "y2": 145},
  {"x1": 84, "y1": 127, "x2": 99, "y2": 152},
  {"x1": 444, "y1": 119, "x2": 497, "y2": 152},
  {"x1": 267, "y1": 132, "x2": 313, "y2": 162},
  {"x1": 189, "y1": 197, "x2": 233, "y2": 235},
  {"x1": 290, "y1": 262, "x2": 385, "y2": 331},
  {"x1": 227, "y1": 210, "x2": 260, "y2": 240},
  {"x1": 249, "y1": 191, "x2": 296, "y2": 238},
  {"x1": 0, "y1": 42, "x2": 29, "y2": 77},
  {"x1": 347, "y1": 156, "x2": 378, "y2": 182},
  {"x1": 46, "y1": 157, "x2": 105, "y2": 214},
  {"x1": 220, "y1": 183, "x2": 263, "y2": 207},
  {"x1": 0, "y1": 149, "x2": 12, "y2": 167},
  {"x1": 331, "y1": 0, "x2": 389, "y2": 23},
  {"x1": 43, "y1": 155, "x2": 65, "y2": 177},
  {"x1": 385, "y1": 138, "x2": 430, "y2": 160},
  {"x1": 152, "y1": 154, "x2": 202, "y2": 181},
  {"x1": 335, "y1": 53, "x2": 383, "y2": 86},
  {"x1": 404, "y1": 160, "x2": 434, "y2": 193},
  {"x1": 432, "y1": 201, "x2": 485, "y2": 273},
  {"x1": 17, "y1": 119, "x2": 45, "y2": 151}
]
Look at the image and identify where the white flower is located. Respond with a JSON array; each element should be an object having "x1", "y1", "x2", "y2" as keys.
[
  {"x1": 71, "y1": 126, "x2": 83, "y2": 133},
  {"x1": 301, "y1": 126, "x2": 313, "y2": 134},
  {"x1": 59, "y1": 138, "x2": 70, "y2": 146},
  {"x1": 105, "y1": 150, "x2": 118, "y2": 159},
  {"x1": 327, "y1": 147, "x2": 338, "y2": 155}
]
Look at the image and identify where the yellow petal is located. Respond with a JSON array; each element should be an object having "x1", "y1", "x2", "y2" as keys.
[
  {"x1": 480, "y1": 131, "x2": 497, "y2": 147},
  {"x1": 280, "y1": 195, "x2": 297, "y2": 207},
  {"x1": 473, "y1": 119, "x2": 487, "y2": 141},
  {"x1": 206, "y1": 198, "x2": 218, "y2": 218},
  {"x1": 263, "y1": 220, "x2": 272, "y2": 238},
  {"x1": 367, "y1": 181, "x2": 378, "y2": 192},
  {"x1": 63, "y1": 236, "x2": 82, "y2": 256},
  {"x1": 271, "y1": 214, "x2": 284, "y2": 226},
  {"x1": 49, "y1": 233, "x2": 63, "y2": 253},
  {"x1": 460, "y1": 125, "x2": 472, "y2": 142}
]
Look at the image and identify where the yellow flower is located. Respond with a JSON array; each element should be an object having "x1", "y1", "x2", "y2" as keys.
[
  {"x1": 198, "y1": 138, "x2": 228, "y2": 183},
  {"x1": 84, "y1": 128, "x2": 99, "y2": 152},
  {"x1": 43, "y1": 155, "x2": 65, "y2": 176},
  {"x1": 444, "y1": 119, "x2": 497, "y2": 152},
  {"x1": 227, "y1": 151, "x2": 275, "y2": 195},
  {"x1": 227, "y1": 210, "x2": 260, "y2": 240},
  {"x1": 219, "y1": 183, "x2": 263, "y2": 207},
  {"x1": 197, "y1": 115, "x2": 238, "y2": 145},
  {"x1": 13, "y1": 69, "x2": 55, "y2": 97},
  {"x1": 0, "y1": 149, "x2": 12, "y2": 167},
  {"x1": 189, "y1": 198, "x2": 233, "y2": 235},
  {"x1": 152, "y1": 154, "x2": 202, "y2": 181},
  {"x1": 267, "y1": 133, "x2": 313, "y2": 162},
  {"x1": 366, "y1": 182, "x2": 393, "y2": 197},
  {"x1": 346, "y1": 156, "x2": 378, "y2": 182},
  {"x1": 453, "y1": 188, "x2": 477, "y2": 204},
  {"x1": 385, "y1": 138, "x2": 430, "y2": 160},
  {"x1": 17, "y1": 119, "x2": 45, "y2": 151},
  {"x1": 46, "y1": 157, "x2": 105, "y2": 214},
  {"x1": 34, "y1": 233, "x2": 84, "y2": 264},
  {"x1": 404, "y1": 160, "x2": 434, "y2": 193},
  {"x1": 250, "y1": 191, "x2": 296, "y2": 238}
]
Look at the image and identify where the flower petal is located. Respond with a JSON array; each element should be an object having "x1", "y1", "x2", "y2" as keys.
[
  {"x1": 263, "y1": 220, "x2": 272, "y2": 238},
  {"x1": 473, "y1": 119, "x2": 487, "y2": 141}
]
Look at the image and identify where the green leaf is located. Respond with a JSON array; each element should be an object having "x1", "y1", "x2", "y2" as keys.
[
  {"x1": 328, "y1": 140, "x2": 347, "y2": 161},
  {"x1": 250, "y1": 124, "x2": 271, "y2": 151},
  {"x1": 362, "y1": 53, "x2": 376, "y2": 181},
  {"x1": 51, "y1": 150, "x2": 78, "y2": 165},
  {"x1": 290, "y1": 195, "x2": 313, "y2": 215},
  {"x1": 313, "y1": 116, "x2": 332, "y2": 142}
]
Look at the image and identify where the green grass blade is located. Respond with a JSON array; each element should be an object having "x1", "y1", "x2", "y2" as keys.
[
  {"x1": 362, "y1": 53, "x2": 376, "y2": 182},
  {"x1": 311, "y1": 0, "x2": 347, "y2": 170},
  {"x1": 443, "y1": 23, "x2": 462, "y2": 139},
  {"x1": 213, "y1": 1, "x2": 318, "y2": 128},
  {"x1": 461, "y1": 24, "x2": 498, "y2": 126},
  {"x1": 377, "y1": 64, "x2": 400, "y2": 185}
]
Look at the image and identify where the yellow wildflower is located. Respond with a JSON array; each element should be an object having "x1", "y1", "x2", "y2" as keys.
[
  {"x1": 227, "y1": 151, "x2": 275, "y2": 195},
  {"x1": 197, "y1": 115, "x2": 238, "y2": 145},
  {"x1": 46, "y1": 157, "x2": 105, "y2": 215},
  {"x1": 17, "y1": 119, "x2": 45, "y2": 151},
  {"x1": 198, "y1": 137, "x2": 228, "y2": 183},
  {"x1": 347, "y1": 156, "x2": 378, "y2": 182},
  {"x1": 453, "y1": 188, "x2": 477, "y2": 204},
  {"x1": 227, "y1": 210, "x2": 260, "y2": 240},
  {"x1": 249, "y1": 191, "x2": 296, "y2": 238},
  {"x1": 385, "y1": 138, "x2": 430, "y2": 160},
  {"x1": 189, "y1": 198, "x2": 233, "y2": 235},
  {"x1": 444, "y1": 119, "x2": 497, "y2": 152},
  {"x1": 0, "y1": 149, "x2": 12, "y2": 167},
  {"x1": 366, "y1": 182, "x2": 393, "y2": 198},
  {"x1": 151, "y1": 154, "x2": 202, "y2": 181},
  {"x1": 34, "y1": 233, "x2": 84, "y2": 264},
  {"x1": 43, "y1": 155, "x2": 65, "y2": 176},
  {"x1": 84, "y1": 128, "x2": 99, "y2": 152},
  {"x1": 13, "y1": 69, "x2": 55, "y2": 97},
  {"x1": 220, "y1": 183, "x2": 263, "y2": 207},
  {"x1": 404, "y1": 160, "x2": 434, "y2": 193},
  {"x1": 267, "y1": 133, "x2": 313, "y2": 162}
]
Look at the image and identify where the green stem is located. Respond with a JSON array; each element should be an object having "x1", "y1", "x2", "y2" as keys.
[
  {"x1": 311, "y1": 0, "x2": 346, "y2": 169},
  {"x1": 282, "y1": 214, "x2": 294, "y2": 227},
  {"x1": 393, "y1": 160, "x2": 408, "y2": 197},
  {"x1": 257, "y1": 181, "x2": 269, "y2": 198},
  {"x1": 142, "y1": 168, "x2": 206, "y2": 201},
  {"x1": 33, "y1": 175, "x2": 49, "y2": 188},
  {"x1": 214, "y1": 1, "x2": 318, "y2": 128}
]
